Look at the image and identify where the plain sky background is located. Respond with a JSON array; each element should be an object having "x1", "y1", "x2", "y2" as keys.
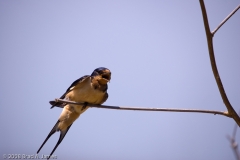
[{"x1": 0, "y1": 0, "x2": 239, "y2": 160}]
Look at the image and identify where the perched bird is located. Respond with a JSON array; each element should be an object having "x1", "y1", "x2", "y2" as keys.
[{"x1": 37, "y1": 67, "x2": 111, "y2": 159}]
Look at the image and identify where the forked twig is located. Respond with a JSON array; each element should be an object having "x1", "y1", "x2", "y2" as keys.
[{"x1": 199, "y1": 0, "x2": 240, "y2": 126}]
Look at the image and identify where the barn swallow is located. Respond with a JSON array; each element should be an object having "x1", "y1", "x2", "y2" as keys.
[{"x1": 37, "y1": 67, "x2": 111, "y2": 159}]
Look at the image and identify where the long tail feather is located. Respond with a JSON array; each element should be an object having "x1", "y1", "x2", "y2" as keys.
[
  {"x1": 47, "y1": 124, "x2": 72, "y2": 160},
  {"x1": 37, "y1": 120, "x2": 59, "y2": 154}
]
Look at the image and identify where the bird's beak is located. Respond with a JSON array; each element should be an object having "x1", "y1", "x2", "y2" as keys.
[
  {"x1": 99, "y1": 73, "x2": 111, "y2": 84},
  {"x1": 98, "y1": 78, "x2": 109, "y2": 85}
]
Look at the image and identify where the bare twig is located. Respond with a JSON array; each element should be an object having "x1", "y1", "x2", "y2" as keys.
[
  {"x1": 53, "y1": 98, "x2": 230, "y2": 117},
  {"x1": 227, "y1": 135, "x2": 240, "y2": 160},
  {"x1": 212, "y1": 4, "x2": 240, "y2": 36},
  {"x1": 227, "y1": 111, "x2": 240, "y2": 160},
  {"x1": 199, "y1": 0, "x2": 240, "y2": 126}
]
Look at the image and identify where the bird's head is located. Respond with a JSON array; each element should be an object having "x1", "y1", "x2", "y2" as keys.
[{"x1": 91, "y1": 67, "x2": 111, "y2": 85}]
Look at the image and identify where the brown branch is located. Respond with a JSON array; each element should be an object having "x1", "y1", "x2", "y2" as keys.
[
  {"x1": 53, "y1": 98, "x2": 231, "y2": 117},
  {"x1": 199, "y1": 0, "x2": 240, "y2": 126},
  {"x1": 212, "y1": 4, "x2": 240, "y2": 36}
]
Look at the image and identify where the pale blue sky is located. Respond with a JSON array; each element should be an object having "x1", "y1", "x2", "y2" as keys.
[{"x1": 0, "y1": 1, "x2": 240, "y2": 160}]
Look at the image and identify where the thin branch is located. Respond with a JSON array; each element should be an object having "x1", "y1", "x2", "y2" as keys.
[
  {"x1": 227, "y1": 112, "x2": 240, "y2": 160},
  {"x1": 53, "y1": 98, "x2": 231, "y2": 117},
  {"x1": 199, "y1": 0, "x2": 240, "y2": 126},
  {"x1": 227, "y1": 135, "x2": 240, "y2": 160},
  {"x1": 212, "y1": 4, "x2": 240, "y2": 36}
]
